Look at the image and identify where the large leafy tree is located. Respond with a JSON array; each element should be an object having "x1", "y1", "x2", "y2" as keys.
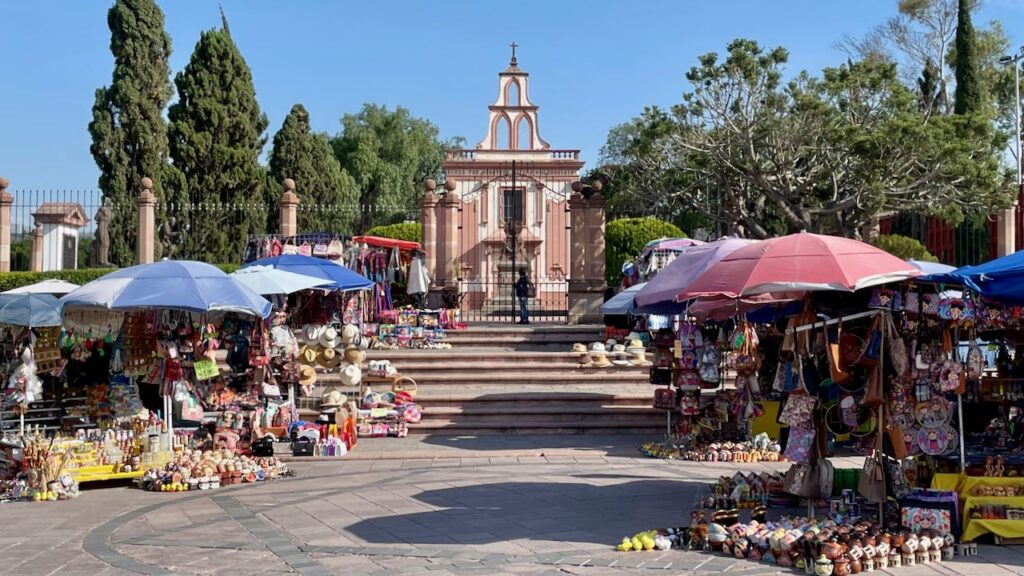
[
  {"x1": 168, "y1": 18, "x2": 268, "y2": 263},
  {"x1": 269, "y1": 104, "x2": 358, "y2": 234},
  {"x1": 331, "y1": 104, "x2": 461, "y2": 233},
  {"x1": 609, "y1": 39, "x2": 1010, "y2": 240},
  {"x1": 88, "y1": 0, "x2": 180, "y2": 266}
]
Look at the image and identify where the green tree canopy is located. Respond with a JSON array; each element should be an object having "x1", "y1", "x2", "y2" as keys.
[
  {"x1": 331, "y1": 104, "x2": 460, "y2": 233},
  {"x1": 269, "y1": 104, "x2": 359, "y2": 234},
  {"x1": 605, "y1": 217, "x2": 686, "y2": 286},
  {"x1": 168, "y1": 21, "x2": 268, "y2": 263},
  {"x1": 88, "y1": 0, "x2": 178, "y2": 266}
]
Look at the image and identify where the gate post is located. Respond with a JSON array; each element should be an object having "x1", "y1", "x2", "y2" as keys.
[
  {"x1": 421, "y1": 180, "x2": 439, "y2": 291},
  {"x1": 30, "y1": 224, "x2": 43, "y2": 272},
  {"x1": 0, "y1": 177, "x2": 12, "y2": 272},
  {"x1": 435, "y1": 179, "x2": 460, "y2": 291},
  {"x1": 567, "y1": 181, "x2": 606, "y2": 324},
  {"x1": 279, "y1": 178, "x2": 299, "y2": 237},
  {"x1": 136, "y1": 177, "x2": 156, "y2": 264}
]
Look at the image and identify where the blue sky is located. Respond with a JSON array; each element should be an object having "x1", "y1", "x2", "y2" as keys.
[{"x1": 4, "y1": 0, "x2": 1024, "y2": 192}]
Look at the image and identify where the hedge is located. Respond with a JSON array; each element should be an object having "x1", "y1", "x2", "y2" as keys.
[
  {"x1": 366, "y1": 222, "x2": 422, "y2": 244},
  {"x1": 606, "y1": 217, "x2": 686, "y2": 285},
  {"x1": 0, "y1": 263, "x2": 241, "y2": 292},
  {"x1": 872, "y1": 234, "x2": 938, "y2": 263}
]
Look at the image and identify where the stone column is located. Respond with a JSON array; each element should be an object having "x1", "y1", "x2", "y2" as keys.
[
  {"x1": 30, "y1": 224, "x2": 43, "y2": 272},
  {"x1": 136, "y1": 177, "x2": 156, "y2": 264},
  {"x1": 0, "y1": 177, "x2": 12, "y2": 272},
  {"x1": 279, "y1": 178, "x2": 299, "y2": 237},
  {"x1": 436, "y1": 179, "x2": 460, "y2": 289},
  {"x1": 420, "y1": 180, "x2": 439, "y2": 287},
  {"x1": 567, "y1": 181, "x2": 607, "y2": 324},
  {"x1": 997, "y1": 206, "x2": 1017, "y2": 257}
]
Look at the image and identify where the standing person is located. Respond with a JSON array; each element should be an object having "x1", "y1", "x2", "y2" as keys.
[{"x1": 515, "y1": 268, "x2": 532, "y2": 324}]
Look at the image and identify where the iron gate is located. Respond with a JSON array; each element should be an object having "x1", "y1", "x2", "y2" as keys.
[{"x1": 455, "y1": 160, "x2": 570, "y2": 324}]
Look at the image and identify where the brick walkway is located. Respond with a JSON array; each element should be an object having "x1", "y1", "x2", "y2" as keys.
[{"x1": 2, "y1": 437, "x2": 1024, "y2": 575}]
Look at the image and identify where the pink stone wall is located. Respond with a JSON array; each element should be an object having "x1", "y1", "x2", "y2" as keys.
[{"x1": 544, "y1": 199, "x2": 569, "y2": 279}]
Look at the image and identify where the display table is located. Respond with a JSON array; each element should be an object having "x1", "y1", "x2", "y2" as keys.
[{"x1": 958, "y1": 477, "x2": 1024, "y2": 541}]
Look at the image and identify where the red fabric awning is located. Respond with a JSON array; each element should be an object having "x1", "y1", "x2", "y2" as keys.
[{"x1": 352, "y1": 235, "x2": 422, "y2": 252}]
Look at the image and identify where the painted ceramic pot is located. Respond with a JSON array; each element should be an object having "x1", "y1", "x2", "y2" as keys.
[
  {"x1": 889, "y1": 551, "x2": 901, "y2": 569},
  {"x1": 815, "y1": 556, "x2": 834, "y2": 576},
  {"x1": 833, "y1": 556, "x2": 851, "y2": 576},
  {"x1": 863, "y1": 557, "x2": 875, "y2": 572},
  {"x1": 822, "y1": 541, "x2": 843, "y2": 561}
]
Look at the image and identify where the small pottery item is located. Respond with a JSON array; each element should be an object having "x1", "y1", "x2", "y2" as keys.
[
  {"x1": 889, "y1": 551, "x2": 901, "y2": 569},
  {"x1": 890, "y1": 533, "x2": 904, "y2": 551},
  {"x1": 863, "y1": 557, "x2": 875, "y2": 572},
  {"x1": 903, "y1": 534, "x2": 919, "y2": 554},
  {"x1": 875, "y1": 542, "x2": 889, "y2": 558},
  {"x1": 823, "y1": 541, "x2": 843, "y2": 561},
  {"x1": 929, "y1": 549, "x2": 941, "y2": 563},
  {"x1": 849, "y1": 556, "x2": 862, "y2": 574},
  {"x1": 876, "y1": 554, "x2": 888, "y2": 570},
  {"x1": 916, "y1": 550, "x2": 929, "y2": 564},
  {"x1": 902, "y1": 552, "x2": 915, "y2": 567},
  {"x1": 833, "y1": 556, "x2": 851, "y2": 576},
  {"x1": 863, "y1": 545, "x2": 876, "y2": 560},
  {"x1": 815, "y1": 555, "x2": 834, "y2": 576},
  {"x1": 942, "y1": 547, "x2": 954, "y2": 561},
  {"x1": 848, "y1": 545, "x2": 864, "y2": 560}
]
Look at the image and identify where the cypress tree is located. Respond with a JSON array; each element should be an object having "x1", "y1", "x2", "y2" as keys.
[
  {"x1": 88, "y1": 0, "x2": 177, "y2": 267},
  {"x1": 954, "y1": 0, "x2": 983, "y2": 114},
  {"x1": 168, "y1": 18, "x2": 268, "y2": 263},
  {"x1": 269, "y1": 104, "x2": 359, "y2": 234}
]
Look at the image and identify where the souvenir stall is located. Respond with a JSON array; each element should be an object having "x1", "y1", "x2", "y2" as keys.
[
  {"x1": 621, "y1": 238, "x2": 706, "y2": 288},
  {"x1": 242, "y1": 233, "x2": 350, "y2": 264},
  {"x1": 0, "y1": 294, "x2": 64, "y2": 437},
  {"x1": 51, "y1": 261, "x2": 296, "y2": 490}
]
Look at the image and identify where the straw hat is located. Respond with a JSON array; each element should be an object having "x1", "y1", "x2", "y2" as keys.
[
  {"x1": 320, "y1": 390, "x2": 348, "y2": 408},
  {"x1": 625, "y1": 339, "x2": 645, "y2": 352},
  {"x1": 578, "y1": 354, "x2": 593, "y2": 366},
  {"x1": 571, "y1": 343, "x2": 587, "y2": 354},
  {"x1": 299, "y1": 345, "x2": 320, "y2": 366},
  {"x1": 339, "y1": 364, "x2": 362, "y2": 387},
  {"x1": 302, "y1": 324, "x2": 325, "y2": 344},
  {"x1": 318, "y1": 347, "x2": 341, "y2": 369},
  {"x1": 626, "y1": 332, "x2": 643, "y2": 343},
  {"x1": 590, "y1": 342, "x2": 606, "y2": 353},
  {"x1": 591, "y1": 353, "x2": 612, "y2": 368},
  {"x1": 298, "y1": 365, "x2": 318, "y2": 386},
  {"x1": 341, "y1": 324, "x2": 359, "y2": 345},
  {"x1": 611, "y1": 344, "x2": 628, "y2": 357},
  {"x1": 629, "y1": 351, "x2": 652, "y2": 367},
  {"x1": 344, "y1": 346, "x2": 365, "y2": 365},
  {"x1": 318, "y1": 326, "x2": 342, "y2": 349},
  {"x1": 606, "y1": 339, "x2": 618, "y2": 349}
]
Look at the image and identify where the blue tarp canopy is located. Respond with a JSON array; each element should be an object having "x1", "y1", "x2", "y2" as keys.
[
  {"x1": 242, "y1": 254, "x2": 373, "y2": 292},
  {"x1": 0, "y1": 293, "x2": 63, "y2": 327},
  {"x1": 927, "y1": 251, "x2": 1024, "y2": 303},
  {"x1": 601, "y1": 283, "x2": 646, "y2": 315},
  {"x1": 61, "y1": 260, "x2": 272, "y2": 318}
]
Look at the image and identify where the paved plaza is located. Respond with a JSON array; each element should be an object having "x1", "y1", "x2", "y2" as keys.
[{"x1": 2, "y1": 436, "x2": 1024, "y2": 576}]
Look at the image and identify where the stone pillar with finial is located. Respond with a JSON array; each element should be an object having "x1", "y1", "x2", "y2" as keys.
[
  {"x1": 567, "y1": 180, "x2": 606, "y2": 324},
  {"x1": 279, "y1": 178, "x2": 299, "y2": 238},
  {"x1": 136, "y1": 177, "x2": 156, "y2": 264},
  {"x1": 0, "y1": 177, "x2": 11, "y2": 272},
  {"x1": 436, "y1": 179, "x2": 460, "y2": 291},
  {"x1": 421, "y1": 179, "x2": 439, "y2": 288},
  {"x1": 30, "y1": 224, "x2": 43, "y2": 272}
]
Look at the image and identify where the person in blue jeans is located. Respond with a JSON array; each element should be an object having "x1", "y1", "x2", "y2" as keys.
[{"x1": 514, "y1": 268, "x2": 532, "y2": 324}]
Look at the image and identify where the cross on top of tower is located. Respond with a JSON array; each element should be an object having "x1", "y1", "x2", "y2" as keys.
[{"x1": 510, "y1": 42, "x2": 518, "y2": 66}]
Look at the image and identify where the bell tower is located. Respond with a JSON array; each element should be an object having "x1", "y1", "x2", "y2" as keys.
[{"x1": 477, "y1": 43, "x2": 550, "y2": 151}]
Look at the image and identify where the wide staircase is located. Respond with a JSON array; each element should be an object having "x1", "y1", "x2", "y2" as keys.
[{"x1": 313, "y1": 325, "x2": 665, "y2": 435}]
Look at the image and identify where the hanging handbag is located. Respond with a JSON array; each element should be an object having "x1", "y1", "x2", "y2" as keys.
[
  {"x1": 884, "y1": 457, "x2": 911, "y2": 499},
  {"x1": 798, "y1": 354, "x2": 822, "y2": 395},
  {"x1": 784, "y1": 463, "x2": 820, "y2": 498},
  {"x1": 863, "y1": 364, "x2": 884, "y2": 407},
  {"x1": 857, "y1": 315, "x2": 882, "y2": 368},
  {"x1": 783, "y1": 425, "x2": 816, "y2": 464},
  {"x1": 828, "y1": 317, "x2": 850, "y2": 385},
  {"x1": 886, "y1": 314, "x2": 909, "y2": 378},
  {"x1": 885, "y1": 406, "x2": 908, "y2": 460},
  {"x1": 858, "y1": 445, "x2": 887, "y2": 502},
  {"x1": 653, "y1": 388, "x2": 676, "y2": 410},
  {"x1": 966, "y1": 340, "x2": 985, "y2": 381},
  {"x1": 779, "y1": 394, "x2": 816, "y2": 428}
]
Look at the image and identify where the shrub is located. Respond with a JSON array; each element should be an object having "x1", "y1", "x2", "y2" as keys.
[
  {"x1": 872, "y1": 234, "x2": 939, "y2": 262},
  {"x1": 606, "y1": 217, "x2": 686, "y2": 285},
  {"x1": 366, "y1": 222, "x2": 422, "y2": 244}
]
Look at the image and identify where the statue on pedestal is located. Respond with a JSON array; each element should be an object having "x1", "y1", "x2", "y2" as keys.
[
  {"x1": 157, "y1": 217, "x2": 181, "y2": 260},
  {"x1": 90, "y1": 197, "x2": 113, "y2": 268}
]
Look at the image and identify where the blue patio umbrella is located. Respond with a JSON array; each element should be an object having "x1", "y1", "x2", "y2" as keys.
[
  {"x1": 0, "y1": 293, "x2": 63, "y2": 327},
  {"x1": 906, "y1": 259, "x2": 957, "y2": 277},
  {"x1": 61, "y1": 260, "x2": 272, "y2": 318},
  {"x1": 601, "y1": 282, "x2": 646, "y2": 315},
  {"x1": 242, "y1": 254, "x2": 373, "y2": 291}
]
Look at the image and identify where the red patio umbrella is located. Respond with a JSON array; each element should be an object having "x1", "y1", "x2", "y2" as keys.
[{"x1": 677, "y1": 232, "x2": 920, "y2": 300}]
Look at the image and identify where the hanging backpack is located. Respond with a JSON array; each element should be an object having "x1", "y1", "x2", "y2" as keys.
[{"x1": 699, "y1": 346, "x2": 720, "y2": 384}]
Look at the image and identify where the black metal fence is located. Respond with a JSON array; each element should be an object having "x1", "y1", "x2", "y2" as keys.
[{"x1": 9, "y1": 189, "x2": 104, "y2": 272}]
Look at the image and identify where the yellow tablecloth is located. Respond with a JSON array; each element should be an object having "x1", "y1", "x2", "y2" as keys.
[
  {"x1": 931, "y1": 473, "x2": 962, "y2": 492},
  {"x1": 959, "y1": 476, "x2": 1024, "y2": 499},
  {"x1": 751, "y1": 400, "x2": 781, "y2": 439},
  {"x1": 962, "y1": 496, "x2": 1024, "y2": 519},
  {"x1": 962, "y1": 519, "x2": 1024, "y2": 542}
]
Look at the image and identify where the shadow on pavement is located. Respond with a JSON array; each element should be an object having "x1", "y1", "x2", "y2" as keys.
[{"x1": 346, "y1": 478, "x2": 705, "y2": 547}]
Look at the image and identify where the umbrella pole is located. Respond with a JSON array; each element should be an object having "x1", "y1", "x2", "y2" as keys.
[{"x1": 956, "y1": 328, "x2": 966, "y2": 472}]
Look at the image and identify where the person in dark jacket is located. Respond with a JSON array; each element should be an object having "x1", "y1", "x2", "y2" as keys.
[{"x1": 514, "y1": 268, "x2": 532, "y2": 324}]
